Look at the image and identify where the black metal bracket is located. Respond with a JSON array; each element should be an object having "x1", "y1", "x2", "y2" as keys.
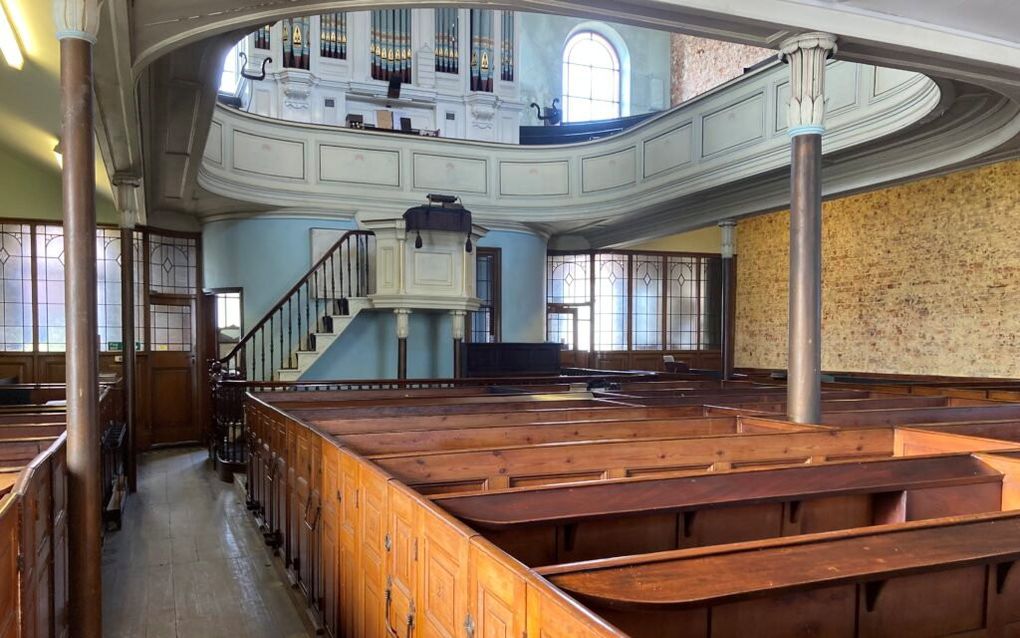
[{"x1": 239, "y1": 52, "x2": 272, "y2": 81}]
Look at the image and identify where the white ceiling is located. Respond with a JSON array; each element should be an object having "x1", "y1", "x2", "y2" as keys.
[{"x1": 799, "y1": 0, "x2": 1020, "y2": 45}]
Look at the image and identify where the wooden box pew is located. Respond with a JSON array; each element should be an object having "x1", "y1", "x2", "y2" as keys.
[
  {"x1": 272, "y1": 397, "x2": 632, "y2": 420},
  {"x1": 539, "y1": 511, "x2": 1020, "y2": 638},
  {"x1": 0, "y1": 466, "x2": 23, "y2": 499},
  {"x1": 608, "y1": 389, "x2": 865, "y2": 407},
  {"x1": 908, "y1": 384, "x2": 1020, "y2": 400},
  {"x1": 593, "y1": 387, "x2": 865, "y2": 400},
  {"x1": 819, "y1": 403, "x2": 1020, "y2": 428},
  {"x1": 895, "y1": 421, "x2": 1020, "y2": 458},
  {"x1": 432, "y1": 454, "x2": 1005, "y2": 567},
  {"x1": 331, "y1": 416, "x2": 807, "y2": 457},
  {"x1": 263, "y1": 390, "x2": 600, "y2": 411},
  {"x1": 269, "y1": 388, "x2": 863, "y2": 421},
  {"x1": 702, "y1": 395, "x2": 953, "y2": 418},
  {"x1": 0, "y1": 434, "x2": 67, "y2": 638},
  {"x1": 366, "y1": 427, "x2": 895, "y2": 495},
  {"x1": 247, "y1": 400, "x2": 629, "y2": 638},
  {"x1": 0, "y1": 436, "x2": 61, "y2": 466},
  {"x1": 0, "y1": 384, "x2": 66, "y2": 406},
  {"x1": 288, "y1": 404, "x2": 714, "y2": 432}
]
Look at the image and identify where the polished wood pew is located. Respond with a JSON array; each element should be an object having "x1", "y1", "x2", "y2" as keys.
[
  {"x1": 704, "y1": 395, "x2": 950, "y2": 415},
  {"x1": 288, "y1": 388, "x2": 867, "y2": 430},
  {"x1": 895, "y1": 420, "x2": 1020, "y2": 457},
  {"x1": 819, "y1": 403, "x2": 1020, "y2": 427},
  {"x1": 367, "y1": 426, "x2": 893, "y2": 494},
  {"x1": 0, "y1": 433, "x2": 67, "y2": 638},
  {"x1": 243, "y1": 379, "x2": 1020, "y2": 638},
  {"x1": 296, "y1": 405, "x2": 714, "y2": 431},
  {"x1": 434, "y1": 454, "x2": 1005, "y2": 566},
  {"x1": 334, "y1": 416, "x2": 764, "y2": 455},
  {"x1": 540, "y1": 509, "x2": 1020, "y2": 638}
]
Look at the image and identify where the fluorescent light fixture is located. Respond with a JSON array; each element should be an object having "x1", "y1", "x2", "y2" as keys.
[
  {"x1": 53, "y1": 141, "x2": 62, "y2": 169},
  {"x1": 0, "y1": 1, "x2": 23, "y2": 70}
]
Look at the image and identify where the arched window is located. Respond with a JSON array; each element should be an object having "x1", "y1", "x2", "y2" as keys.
[
  {"x1": 562, "y1": 31, "x2": 621, "y2": 122},
  {"x1": 219, "y1": 44, "x2": 241, "y2": 95}
]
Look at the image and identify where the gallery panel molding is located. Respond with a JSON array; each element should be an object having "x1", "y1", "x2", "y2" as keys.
[{"x1": 199, "y1": 60, "x2": 942, "y2": 225}]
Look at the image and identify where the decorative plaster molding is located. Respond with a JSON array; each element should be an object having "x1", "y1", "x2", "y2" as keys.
[
  {"x1": 779, "y1": 32, "x2": 838, "y2": 136},
  {"x1": 198, "y1": 60, "x2": 941, "y2": 231},
  {"x1": 53, "y1": 0, "x2": 100, "y2": 43}
]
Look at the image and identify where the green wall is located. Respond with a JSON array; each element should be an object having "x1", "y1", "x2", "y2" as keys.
[{"x1": 0, "y1": 146, "x2": 118, "y2": 223}]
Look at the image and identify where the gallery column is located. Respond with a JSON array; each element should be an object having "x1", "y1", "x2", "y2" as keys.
[
  {"x1": 780, "y1": 32, "x2": 837, "y2": 424},
  {"x1": 114, "y1": 178, "x2": 139, "y2": 493},
  {"x1": 719, "y1": 220, "x2": 736, "y2": 381},
  {"x1": 396, "y1": 309, "x2": 411, "y2": 379},
  {"x1": 55, "y1": 0, "x2": 103, "y2": 635},
  {"x1": 451, "y1": 310, "x2": 466, "y2": 377}
]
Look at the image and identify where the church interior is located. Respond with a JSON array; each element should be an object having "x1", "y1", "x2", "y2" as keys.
[{"x1": 2, "y1": 1, "x2": 1020, "y2": 636}]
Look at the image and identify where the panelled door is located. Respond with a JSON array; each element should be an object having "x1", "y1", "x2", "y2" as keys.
[
  {"x1": 147, "y1": 293, "x2": 200, "y2": 445},
  {"x1": 141, "y1": 231, "x2": 203, "y2": 447}
]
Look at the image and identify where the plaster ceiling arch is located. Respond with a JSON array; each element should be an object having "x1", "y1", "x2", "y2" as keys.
[{"x1": 126, "y1": 0, "x2": 1020, "y2": 94}]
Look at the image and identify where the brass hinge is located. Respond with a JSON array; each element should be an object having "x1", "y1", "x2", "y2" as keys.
[
  {"x1": 15, "y1": 553, "x2": 24, "y2": 573},
  {"x1": 413, "y1": 538, "x2": 418, "y2": 561},
  {"x1": 464, "y1": 612, "x2": 476, "y2": 638},
  {"x1": 337, "y1": 489, "x2": 342, "y2": 502},
  {"x1": 384, "y1": 533, "x2": 392, "y2": 552}
]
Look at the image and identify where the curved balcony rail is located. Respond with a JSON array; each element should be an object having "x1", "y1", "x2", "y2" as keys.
[{"x1": 199, "y1": 60, "x2": 941, "y2": 228}]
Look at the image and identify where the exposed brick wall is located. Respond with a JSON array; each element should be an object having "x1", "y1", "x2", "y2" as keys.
[
  {"x1": 671, "y1": 35, "x2": 772, "y2": 105},
  {"x1": 735, "y1": 160, "x2": 1020, "y2": 378}
]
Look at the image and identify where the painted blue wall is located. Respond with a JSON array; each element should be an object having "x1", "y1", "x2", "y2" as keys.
[
  {"x1": 203, "y1": 219, "x2": 548, "y2": 380},
  {"x1": 478, "y1": 230, "x2": 547, "y2": 342},
  {"x1": 203, "y1": 216, "x2": 358, "y2": 333}
]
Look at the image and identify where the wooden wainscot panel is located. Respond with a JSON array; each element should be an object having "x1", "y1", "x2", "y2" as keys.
[
  {"x1": 417, "y1": 500, "x2": 473, "y2": 638},
  {"x1": 0, "y1": 355, "x2": 32, "y2": 384},
  {"x1": 359, "y1": 461, "x2": 390, "y2": 638},
  {"x1": 51, "y1": 445, "x2": 68, "y2": 638},
  {"x1": 469, "y1": 538, "x2": 527, "y2": 638},
  {"x1": 320, "y1": 442, "x2": 341, "y2": 637},
  {"x1": 339, "y1": 448, "x2": 361, "y2": 638},
  {"x1": 0, "y1": 501, "x2": 18, "y2": 638},
  {"x1": 387, "y1": 483, "x2": 420, "y2": 638}
]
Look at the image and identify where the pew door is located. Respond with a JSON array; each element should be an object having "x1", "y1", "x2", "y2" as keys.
[{"x1": 146, "y1": 293, "x2": 201, "y2": 445}]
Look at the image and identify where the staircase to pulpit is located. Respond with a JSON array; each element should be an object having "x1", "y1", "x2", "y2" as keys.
[{"x1": 212, "y1": 230, "x2": 377, "y2": 383}]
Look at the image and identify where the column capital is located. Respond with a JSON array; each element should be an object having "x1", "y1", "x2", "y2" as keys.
[
  {"x1": 53, "y1": 0, "x2": 100, "y2": 44},
  {"x1": 394, "y1": 308, "x2": 411, "y2": 339},
  {"x1": 719, "y1": 220, "x2": 736, "y2": 258},
  {"x1": 450, "y1": 310, "x2": 467, "y2": 340},
  {"x1": 113, "y1": 175, "x2": 141, "y2": 229},
  {"x1": 779, "y1": 32, "x2": 837, "y2": 137}
]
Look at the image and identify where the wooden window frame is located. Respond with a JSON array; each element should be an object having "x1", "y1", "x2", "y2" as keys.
[{"x1": 547, "y1": 249, "x2": 722, "y2": 356}]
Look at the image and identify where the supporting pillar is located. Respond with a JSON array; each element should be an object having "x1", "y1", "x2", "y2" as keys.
[
  {"x1": 719, "y1": 221, "x2": 736, "y2": 381},
  {"x1": 114, "y1": 180, "x2": 139, "y2": 493},
  {"x1": 395, "y1": 309, "x2": 411, "y2": 379},
  {"x1": 451, "y1": 310, "x2": 466, "y2": 378},
  {"x1": 56, "y1": 1, "x2": 102, "y2": 635},
  {"x1": 780, "y1": 33, "x2": 837, "y2": 424}
]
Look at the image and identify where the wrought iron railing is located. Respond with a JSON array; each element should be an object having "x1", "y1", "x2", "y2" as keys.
[
  {"x1": 213, "y1": 230, "x2": 374, "y2": 383},
  {"x1": 210, "y1": 231, "x2": 374, "y2": 465}
]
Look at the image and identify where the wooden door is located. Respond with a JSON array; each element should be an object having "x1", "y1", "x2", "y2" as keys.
[{"x1": 146, "y1": 294, "x2": 201, "y2": 445}]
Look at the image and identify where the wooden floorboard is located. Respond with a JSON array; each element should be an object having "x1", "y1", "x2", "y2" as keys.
[{"x1": 102, "y1": 447, "x2": 313, "y2": 638}]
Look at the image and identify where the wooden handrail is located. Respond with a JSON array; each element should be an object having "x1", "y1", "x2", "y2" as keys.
[{"x1": 215, "y1": 230, "x2": 374, "y2": 369}]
